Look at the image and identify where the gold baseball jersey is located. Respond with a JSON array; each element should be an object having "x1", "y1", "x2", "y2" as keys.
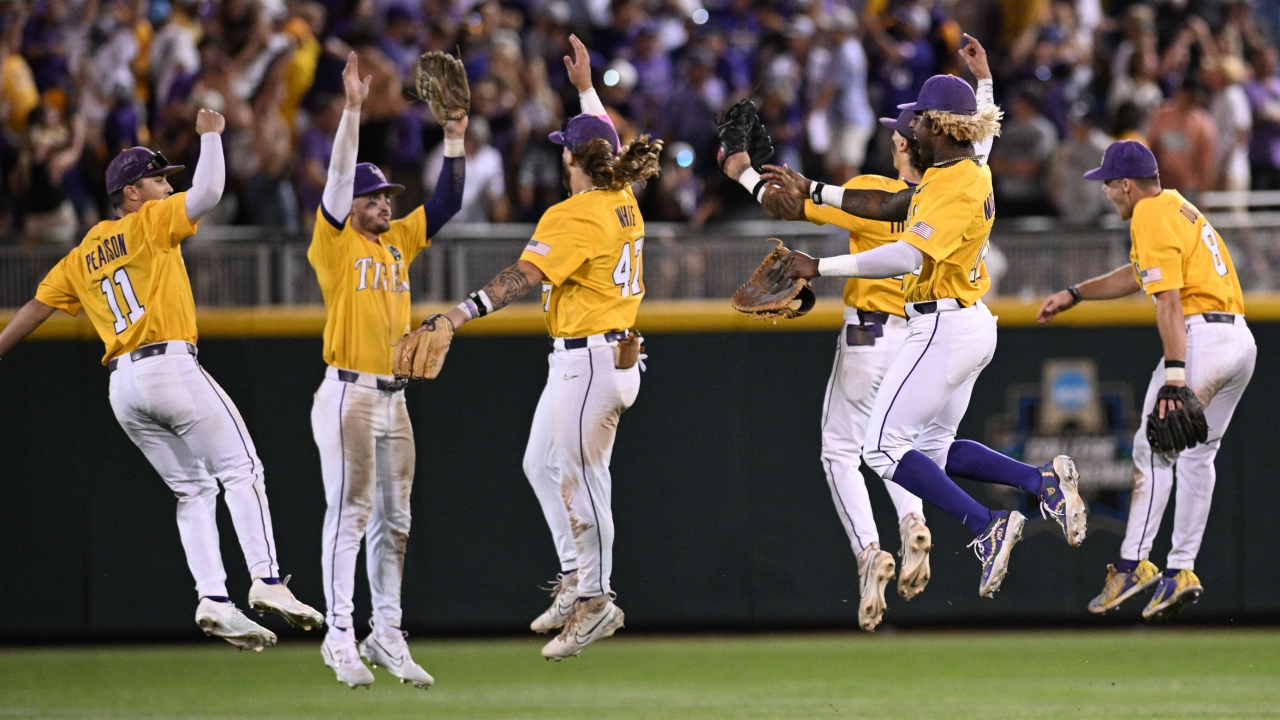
[
  {"x1": 521, "y1": 187, "x2": 644, "y2": 338},
  {"x1": 35, "y1": 192, "x2": 199, "y2": 364},
  {"x1": 899, "y1": 159, "x2": 994, "y2": 306},
  {"x1": 308, "y1": 205, "x2": 430, "y2": 375},
  {"x1": 1129, "y1": 190, "x2": 1245, "y2": 316},
  {"x1": 805, "y1": 174, "x2": 909, "y2": 316}
]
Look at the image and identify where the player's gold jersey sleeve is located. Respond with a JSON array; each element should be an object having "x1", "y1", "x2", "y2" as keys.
[
  {"x1": 35, "y1": 253, "x2": 83, "y2": 316},
  {"x1": 899, "y1": 161, "x2": 994, "y2": 306},
  {"x1": 805, "y1": 175, "x2": 909, "y2": 317},
  {"x1": 522, "y1": 188, "x2": 644, "y2": 337},
  {"x1": 1129, "y1": 190, "x2": 1244, "y2": 315},
  {"x1": 138, "y1": 190, "x2": 200, "y2": 248}
]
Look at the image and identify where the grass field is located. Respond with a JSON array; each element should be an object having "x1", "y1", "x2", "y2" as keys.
[{"x1": 2, "y1": 629, "x2": 1279, "y2": 719}]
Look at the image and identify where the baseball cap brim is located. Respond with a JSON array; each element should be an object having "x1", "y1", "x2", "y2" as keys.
[
  {"x1": 355, "y1": 182, "x2": 406, "y2": 197},
  {"x1": 1081, "y1": 167, "x2": 1110, "y2": 181},
  {"x1": 548, "y1": 130, "x2": 567, "y2": 145},
  {"x1": 145, "y1": 164, "x2": 186, "y2": 179}
]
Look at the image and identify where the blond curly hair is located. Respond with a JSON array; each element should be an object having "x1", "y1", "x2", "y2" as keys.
[{"x1": 921, "y1": 105, "x2": 1004, "y2": 144}]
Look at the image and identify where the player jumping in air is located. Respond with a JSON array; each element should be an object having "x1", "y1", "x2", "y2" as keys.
[
  {"x1": 308, "y1": 53, "x2": 464, "y2": 688},
  {"x1": 719, "y1": 35, "x2": 998, "y2": 630},
  {"x1": 767, "y1": 72, "x2": 1087, "y2": 598},
  {"x1": 0, "y1": 109, "x2": 322, "y2": 651},
  {"x1": 1039, "y1": 141, "x2": 1255, "y2": 620},
  {"x1": 399, "y1": 34, "x2": 661, "y2": 659}
]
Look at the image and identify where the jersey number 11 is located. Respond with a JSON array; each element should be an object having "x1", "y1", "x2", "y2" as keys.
[{"x1": 100, "y1": 267, "x2": 146, "y2": 333}]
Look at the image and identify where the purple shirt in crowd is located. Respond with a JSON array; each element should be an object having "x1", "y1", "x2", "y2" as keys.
[{"x1": 1246, "y1": 77, "x2": 1280, "y2": 168}]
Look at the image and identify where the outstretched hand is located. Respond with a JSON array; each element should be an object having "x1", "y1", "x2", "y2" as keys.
[
  {"x1": 342, "y1": 51, "x2": 372, "y2": 109},
  {"x1": 1036, "y1": 290, "x2": 1075, "y2": 324},
  {"x1": 761, "y1": 164, "x2": 811, "y2": 202},
  {"x1": 564, "y1": 34, "x2": 593, "y2": 93},
  {"x1": 958, "y1": 33, "x2": 991, "y2": 81}
]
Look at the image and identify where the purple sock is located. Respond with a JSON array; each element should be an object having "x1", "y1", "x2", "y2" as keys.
[
  {"x1": 1164, "y1": 568, "x2": 1183, "y2": 578},
  {"x1": 1116, "y1": 559, "x2": 1139, "y2": 573},
  {"x1": 945, "y1": 440, "x2": 1042, "y2": 494},
  {"x1": 262, "y1": 577, "x2": 282, "y2": 585},
  {"x1": 893, "y1": 450, "x2": 994, "y2": 535}
]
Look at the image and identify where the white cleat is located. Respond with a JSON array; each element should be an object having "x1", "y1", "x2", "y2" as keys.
[
  {"x1": 322, "y1": 632, "x2": 375, "y2": 688},
  {"x1": 531, "y1": 571, "x2": 579, "y2": 633},
  {"x1": 195, "y1": 598, "x2": 277, "y2": 652},
  {"x1": 359, "y1": 621, "x2": 434, "y2": 689},
  {"x1": 541, "y1": 595, "x2": 625, "y2": 661},
  {"x1": 248, "y1": 577, "x2": 324, "y2": 631},
  {"x1": 856, "y1": 544, "x2": 895, "y2": 632},
  {"x1": 897, "y1": 514, "x2": 932, "y2": 600}
]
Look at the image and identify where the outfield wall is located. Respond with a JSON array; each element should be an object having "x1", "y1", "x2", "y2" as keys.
[{"x1": 1, "y1": 300, "x2": 1276, "y2": 640}]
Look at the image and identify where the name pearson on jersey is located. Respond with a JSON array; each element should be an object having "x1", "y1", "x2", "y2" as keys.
[{"x1": 86, "y1": 233, "x2": 129, "y2": 273}]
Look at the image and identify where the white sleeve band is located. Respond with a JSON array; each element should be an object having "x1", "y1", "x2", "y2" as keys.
[
  {"x1": 974, "y1": 79, "x2": 995, "y2": 163},
  {"x1": 579, "y1": 88, "x2": 607, "y2": 117},
  {"x1": 184, "y1": 133, "x2": 225, "y2": 221},
  {"x1": 322, "y1": 109, "x2": 360, "y2": 222},
  {"x1": 738, "y1": 167, "x2": 767, "y2": 202},
  {"x1": 476, "y1": 289, "x2": 495, "y2": 314},
  {"x1": 817, "y1": 241, "x2": 925, "y2": 279},
  {"x1": 443, "y1": 138, "x2": 464, "y2": 157},
  {"x1": 1165, "y1": 367, "x2": 1186, "y2": 383}
]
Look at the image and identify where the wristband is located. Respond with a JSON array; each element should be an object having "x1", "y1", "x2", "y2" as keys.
[
  {"x1": 1066, "y1": 285, "x2": 1081, "y2": 306},
  {"x1": 453, "y1": 289, "x2": 494, "y2": 322},
  {"x1": 443, "y1": 138, "x2": 465, "y2": 157},
  {"x1": 819, "y1": 183, "x2": 845, "y2": 208},
  {"x1": 455, "y1": 298, "x2": 480, "y2": 321},
  {"x1": 1165, "y1": 359, "x2": 1186, "y2": 383},
  {"x1": 810, "y1": 181, "x2": 825, "y2": 204},
  {"x1": 738, "y1": 167, "x2": 767, "y2": 202}
]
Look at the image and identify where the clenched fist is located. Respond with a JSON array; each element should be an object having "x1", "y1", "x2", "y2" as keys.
[{"x1": 196, "y1": 108, "x2": 226, "y2": 136}]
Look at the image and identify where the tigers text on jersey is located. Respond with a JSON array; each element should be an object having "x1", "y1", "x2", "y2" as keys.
[
  {"x1": 1129, "y1": 190, "x2": 1245, "y2": 316},
  {"x1": 521, "y1": 186, "x2": 644, "y2": 338},
  {"x1": 35, "y1": 193, "x2": 199, "y2": 365},
  {"x1": 308, "y1": 205, "x2": 430, "y2": 375},
  {"x1": 899, "y1": 159, "x2": 994, "y2": 306},
  {"x1": 805, "y1": 175, "x2": 909, "y2": 317}
]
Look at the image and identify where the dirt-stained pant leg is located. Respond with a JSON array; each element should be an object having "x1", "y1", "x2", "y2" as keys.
[
  {"x1": 366, "y1": 392, "x2": 415, "y2": 628},
  {"x1": 550, "y1": 345, "x2": 640, "y2": 599},
  {"x1": 523, "y1": 362, "x2": 578, "y2": 573}
]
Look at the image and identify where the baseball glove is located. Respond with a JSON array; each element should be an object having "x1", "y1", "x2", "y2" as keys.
[
  {"x1": 415, "y1": 51, "x2": 470, "y2": 124},
  {"x1": 716, "y1": 98, "x2": 775, "y2": 175},
  {"x1": 393, "y1": 315, "x2": 454, "y2": 380},
  {"x1": 730, "y1": 239, "x2": 816, "y2": 320},
  {"x1": 1146, "y1": 384, "x2": 1209, "y2": 454}
]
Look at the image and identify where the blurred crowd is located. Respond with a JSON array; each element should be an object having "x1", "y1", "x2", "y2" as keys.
[{"x1": 6, "y1": 0, "x2": 1280, "y2": 242}]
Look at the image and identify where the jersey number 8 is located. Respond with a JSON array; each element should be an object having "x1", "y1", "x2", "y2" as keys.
[
  {"x1": 100, "y1": 267, "x2": 146, "y2": 334},
  {"x1": 1200, "y1": 224, "x2": 1229, "y2": 277},
  {"x1": 612, "y1": 238, "x2": 644, "y2": 297}
]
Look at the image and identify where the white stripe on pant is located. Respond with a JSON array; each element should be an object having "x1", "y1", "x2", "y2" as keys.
[
  {"x1": 820, "y1": 310, "x2": 924, "y2": 553},
  {"x1": 108, "y1": 344, "x2": 279, "y2": 598},
  {"x1": 312, "y1": 370, "x2": 415, "y2": 630},
  {"x1": 524, "y1": 345, "x2": 640, "y2": 598},
  {"x1": 1121, "y1": 317, "x2": 1256, "y2": 570}
]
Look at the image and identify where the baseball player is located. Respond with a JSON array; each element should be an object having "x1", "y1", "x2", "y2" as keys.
[
  {"x1": 1038, "y1": 140, "x2": 1255, "y2": 620},
  {"x1": 405, "y1": 34, "x2": 661, "y2": 659},
  {"x1": 309, "y1": 53, "x2": 464, "y2": 688},
  {"x1": 0, "y1": 110, "x2": 322, "y2": 651},
  {"x1": 720, "y1": 39, "x2": 998, "y2": 627},
  {"x1": 767, "y1": 73, "x2": 1087, "y2": 599}
]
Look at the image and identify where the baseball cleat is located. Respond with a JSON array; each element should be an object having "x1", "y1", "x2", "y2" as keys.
[
  {"x1": 856, "y1": 543, "x2": 895, "y2": 632},
  {"x1": 969, "y1": 510, "x2": 1025, "y2": 598},
  {"x1": 1142, "y1": 569, "x2": 1203, "y2": 621},
  {"x1": 1037, "y1": 455, "x2": 1087, "y2": 547},
  {"x1": 541, "y1": 595, "x2": 625, "y2": 661},
  {"x1": 322, "y1": 631, "x2": 375, "y2": 688},
  {"x1": 248, "y1": 577, "x2": 324, "y2": 631},
  {"x1": 359, "y1": 621, "x2": 434, "y2": 689},
  {"x1": 195, "y1": 597, "x2": 277, "y2": 652},
  {"x1": 897, "y1": 514, "x2": 931, "y2": 600},
  {"x1": 1087, "y1": 560, "x2": 1161, "y2": 613},
  {"x1": 530, "y1": 571, "x2": 579, "y2": 633}
]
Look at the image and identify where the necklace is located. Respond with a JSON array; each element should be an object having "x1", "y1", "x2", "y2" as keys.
[{"x1": 932, "y1": 154, "x2": 986, "y2": 167}]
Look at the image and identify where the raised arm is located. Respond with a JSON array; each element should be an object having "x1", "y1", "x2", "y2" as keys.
[
  {"x1": 184, "y1": 109, "x2": 227, "y2": 221},
  {"x1": 1036, "y1": 264, "x2": 1141, "y2": 324},
  {"x1": 423, "y1": 116, "x2": 467, "y2": 233},
  {"x1": 959, "y1": 34, "x2": 996, "y2": 162},
  {"x1": 564, "y1": 33, "x2": 619, "y2": 141},
  {"x1": 762, "y1": 163, "x2": 912, "y2": 221},
  {"x1": 321, "y1": 53, "x2": 371, "y2": 226}
]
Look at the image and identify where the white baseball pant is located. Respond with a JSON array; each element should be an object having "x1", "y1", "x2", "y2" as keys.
[
  {"x1": 524, "y1": 371, "x2": 577, "y2": 575},
  {"x1": 863, "y1": 301, "x2": 999, "y2": 481},
  {"x1": 524, "y1": 340, "x2": 640, "y2": 599},
  {"x1": 312, "y1": 366, "x2": 415, "y2": 630},
  {"x1": 821, "y1": 309, "x2": 925, "y2": 553},
  {"x1": 1121, "y1": 315, "x2": 1256, "y2": 569},
  {"x1": 108, "y1": 341, "x2": 280, "y2": 599}
]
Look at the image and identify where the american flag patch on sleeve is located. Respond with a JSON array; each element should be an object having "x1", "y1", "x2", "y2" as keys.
[
  {"x1": 525, "y1": 240, "x2": 552, "y2": 256},
  {"x1": 1139, "y1": 266, "x2": 1163, "y2": 284},
  {"x1": 907, "y1": 222, "x2": 935, "y2": 240}
]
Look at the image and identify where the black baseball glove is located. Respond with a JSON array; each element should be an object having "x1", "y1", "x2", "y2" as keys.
[
  {"x1": 1146, "y1": 384, "x2": 1209, "y2": 454},
  {"x1": 716, "y1": 98, "x2": 775, "y2": 175}
]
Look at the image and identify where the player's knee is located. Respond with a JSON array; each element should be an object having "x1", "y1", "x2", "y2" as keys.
[{"x1": 861, "y1": 444, "x2": 895, "y2": 480}]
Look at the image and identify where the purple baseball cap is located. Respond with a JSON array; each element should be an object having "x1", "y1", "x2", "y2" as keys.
[
  {"x1": 353, "y1": 162, "x2": 404, "y2": 197},
  {"x1": 1082, "y1": 140, "x2": 1159, "y2": 181},
  {"x1": 106, "y1": 147, "x2": 185, "y2": 195},
  {"x1": 898, "y1": 75, "x2": 978, "y2": 115},
  {"x1": 549, "y1": 113, "x2": 621, "y2": 153},
  {"x1": 878, "y1": 109, "x2": 915, "y2": 140}
]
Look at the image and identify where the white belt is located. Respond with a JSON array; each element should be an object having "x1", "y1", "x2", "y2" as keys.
[
  {"x1": 1185, "y1": 312, "x2": 1244, "y2": 327},
  {"x1": 904, "y1": 298, "x2": 967, "y2": 319},
  {"x1": 325, "y1": 365, "x2": 405, "y2": 391}
]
